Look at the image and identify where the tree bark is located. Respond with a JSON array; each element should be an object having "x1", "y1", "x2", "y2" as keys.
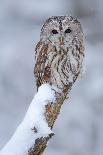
[{"x1": 28, "y1": 84, "x2": 73, "y2": 155}]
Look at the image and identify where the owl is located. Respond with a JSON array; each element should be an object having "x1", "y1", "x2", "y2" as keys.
[{"x1": 34, "y1": 16, "x2": 85, "y2": 93}]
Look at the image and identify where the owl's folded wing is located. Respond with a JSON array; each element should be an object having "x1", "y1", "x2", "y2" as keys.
[{"x1": 34, "y1": 41, "x2": 51, "y2": 88}]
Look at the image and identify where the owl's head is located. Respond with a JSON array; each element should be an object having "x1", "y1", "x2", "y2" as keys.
[{"x1": 40, "y1": 16, "x2": 83, "y2": 48}]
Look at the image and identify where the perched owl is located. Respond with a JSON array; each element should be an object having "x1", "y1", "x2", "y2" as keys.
[{"x1": 34, "y1": 16, "x2": 85, "y2": 93}]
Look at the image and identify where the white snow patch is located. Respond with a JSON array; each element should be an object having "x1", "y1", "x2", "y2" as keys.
[{"x1": 0, "y1": 83, "x2": 55, "y2": 155}]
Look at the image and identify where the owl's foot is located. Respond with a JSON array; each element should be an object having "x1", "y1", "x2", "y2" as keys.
[{"x1": 50, "y1": 85, "x2": 62, "y2": 98}]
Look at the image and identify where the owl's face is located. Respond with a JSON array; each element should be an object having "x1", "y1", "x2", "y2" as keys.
[{"x1": 40, "y1": 16, "x2": 83, "y2": 49}]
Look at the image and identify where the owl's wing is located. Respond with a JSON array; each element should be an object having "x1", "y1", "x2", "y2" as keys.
[{"x1": 34, "y1": 41, "x2": 51, "y2": 89}]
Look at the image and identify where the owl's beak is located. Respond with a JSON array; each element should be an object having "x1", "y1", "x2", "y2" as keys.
[{"x1": 59, "y1": 36, "x2": 64, "y2": 45}]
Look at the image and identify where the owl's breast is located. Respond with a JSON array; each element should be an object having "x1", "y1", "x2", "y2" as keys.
[
  {"x1": 47, "y1": 50, "x2": 69, "y2": 90},
  {"x1": 47, "y1": 45, "x2": 83, "y2": 91}
]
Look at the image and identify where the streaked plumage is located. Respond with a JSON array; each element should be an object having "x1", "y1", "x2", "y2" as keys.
[{"x1": 34, "y1": 16, "x2": 85, "y2": 93}]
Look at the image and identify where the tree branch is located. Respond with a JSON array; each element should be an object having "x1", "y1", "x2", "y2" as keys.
[
  {"x1": 0, "y1": 57, "x2": 84, "y2": 155},
  {"x1": 28, "y1": 84, "x2": 73, "y2": 155},
  {"x1": 0, "y1": 83, "x2": 73, "y2": 155}
]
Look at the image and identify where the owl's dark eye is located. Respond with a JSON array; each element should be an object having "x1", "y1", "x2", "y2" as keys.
[
  {"x1": 51, "y1": 29, "x2": 58, "y2": 34},
  {"x1": 65, "y1": 28, "x2": 72, "y2": 33}
]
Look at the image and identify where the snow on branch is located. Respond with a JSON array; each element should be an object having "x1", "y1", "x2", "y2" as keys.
[
  {"x1": 0, "y1": 79, "x2": 79, "y2": 155},
  {"x1": 0, "y1": 84, "x2": 55, "y2": 155}
]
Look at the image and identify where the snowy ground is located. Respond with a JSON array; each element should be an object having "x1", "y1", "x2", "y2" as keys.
[{"x1": 0, "y1": 0, "x2": 103, "y2": 155}]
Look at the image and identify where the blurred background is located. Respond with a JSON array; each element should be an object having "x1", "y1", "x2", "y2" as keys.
[{"x1": 0, "y1": 0, "x2": 103, "y2": 155}]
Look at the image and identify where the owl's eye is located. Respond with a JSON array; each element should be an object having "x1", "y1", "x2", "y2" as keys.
[
  {"x1": 51, "y1": 29, "x2": 58, "y2": 34},
  {"x1": 65, "y1": 28, "x2": 72, "y2": 33}
]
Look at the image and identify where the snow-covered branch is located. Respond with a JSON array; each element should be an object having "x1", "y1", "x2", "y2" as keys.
[{"x1": 0, "y1": 84, "x2": 55, "y2": 155}]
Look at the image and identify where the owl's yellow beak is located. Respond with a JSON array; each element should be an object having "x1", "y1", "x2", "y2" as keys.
[{"x1": 59, "y1": 36, "x2": 64, "y2": 45}]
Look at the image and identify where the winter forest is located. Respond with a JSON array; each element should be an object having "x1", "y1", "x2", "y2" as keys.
[{"x1": 0, "y1": 0, "x2": 103, "y2": 155}]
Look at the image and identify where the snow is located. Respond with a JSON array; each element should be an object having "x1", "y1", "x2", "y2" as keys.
[
  {"x1": 0, "y1": 84, "x2": 55, "y2": 155},
  {"x1": 0, "y1": 0, "x2": 103, "y2": 155}
]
